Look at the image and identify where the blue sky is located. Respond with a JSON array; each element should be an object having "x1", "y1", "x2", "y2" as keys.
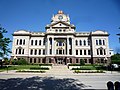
[{"x1": 0, "y1": 0, "x2": 120, "y2": 57}]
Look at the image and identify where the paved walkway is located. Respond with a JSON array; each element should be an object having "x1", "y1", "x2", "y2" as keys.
[{"x1": 46, "y1": 65, "x2": 74, "y2": 77}]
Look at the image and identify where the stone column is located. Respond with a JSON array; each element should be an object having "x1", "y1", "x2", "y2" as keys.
[
  {"x1": 52, "y1": 37, "x2": 54, "y2": 55},
  {"x1": 72, "y1": 38, "x2": 75, "y2": 55},
  {"x1": 47, "y1": 37, "x2": 49, "y2": 55},
  {"x1": 67, "y1": 38, "x2": 69, "y2": 55}
]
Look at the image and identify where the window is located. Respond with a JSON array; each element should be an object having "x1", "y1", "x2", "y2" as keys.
[
  {"x1": 79, "y1": 40, "x2": 82, "y2": 46},
  {"x1": 76, "y1": 59, "x2": 78, "y2": 63},
  {"x1": 16, "y1": 49, "x2": 18, "y2": 54},
  {"x1": 69, "y1": 38, "x2": 72, "y2": 45},
  {"x1": 38, "y1": 58, "x2": 41, "y2": 63},
  {"x1": 76, "y1": 50, "x2": 78, "y2": 55},
  {"x1": 59, "y1": 50, "x2": 62, "y2": 54},
  {"x1": 35, "y1": 40, "x2": 37, "y2": 45},
  {"x1": 19, "y1": 39, "x2": 22, "y2": 45},
  {"x1": 84, "y1": 59, "x2": 87, "y2": 63},
  {"x1": 59, "y1": 29, "x2": 62, "y2": 32},
  {"x1": 18, "y1": 49, "x2": 21, "y2": 54},
  {"x1": 59, "y1": 41, "x2": 62, "y2": 46},
  {"x1": 34, "y1": 49, "x2": 37, "y2": 55},
  {"x1": 99, "y1": 40, "x2": 102, "y2": 45},
  {"x1": 50, "y1": 38, "x2": 52, "y2": 45},
  {"x1": 96, "y1": 40, "x2": 98, "y2": 45},
  {"x1": 97, "y1": 49, "x2": 99, "y2": 55},
  {"x1": 31, "y1": 40, "x2": 33, "y2": 45},
  {"x1": 55, "y1": 29, "x2": 58, "y2": 32},
  {"x1": 104, "y1": 49, "x2": 106, "y2": 55},
  {"x1": 50, "y1": 49, "x2": 52, "y2": 54},
  {"x1": 30, "y1": 49, "x2": 33, "y2": 55},
  {"x1": 23, "y1": 39, "x2": 25, "y2": 45},
  {"x1": 22, "y1": 49, "x2": 24, "y2": 54},
  {"x1": 39, "y1": 40, "x2": 41, "y2": 45},
  {"x1": 30, "y1": 58, "x2": 32, "y2": 63},
  {"x1": 69, "y1": 49, "x2": 72, "y2": 55},
  {"x1": 88, "y1": 50, "x2": 90, "y2": 55},
  {"x1": 103, "y1": 40, "x2": 105, "y2": 45},
  {"x1": 56, "y1": 50, "x2": 58, "y2": 54},
  {"x1": 16, "y1": 39, "x2": 19, "y2": 45},
  {"x1": 43, "y1": 49, "x2": 45, "y2": 55},
  {"x1": 76, "y1": 40, "x2": 78, "y2": 46},
  {"x1": 34, "y1": 58, "x2": 36, "y2": 63},
  {"x1": 80, "y1": 50, "x2": 82, "y2": 55},
  {"x1": 63, "y1": 30, "x2": 65, "y2": 32},
  {"x1": 84, "y1": 50, "x2": 86, "y2": 55},
  {"x1": 70, "y1": 58, "x2": 72, "y2": 63},
  {"x1": 100, "y1": 49, "x2": 103, "y2": 55},
  {"x1": 39, "y1": 49, "x2": 41, "y2": 55},
  {"x1": 83, "y1": 40, "x2": 86, "y2": 46}
]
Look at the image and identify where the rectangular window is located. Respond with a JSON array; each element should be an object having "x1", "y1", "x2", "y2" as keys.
[
  {"x1": 96, "y1": 40, "x2": 98, "y2": 45},
  {"x1": 84, "y1": 50, "x2": 86, "y2": 55},
  {"x1": 22, "y1": 49, "x2": 24, "y2": 54},
  {"x1": 76, "y1": 50, "x2": 78, "y2": 55},
  {"x1": 31, "y1": 40, "x2": 33, "y2": 45},
  {"x1": 34, "y1": 49, "x2": 37, "y2": 55},
  {"x1": 39, "y1": 49, "x2": 41, "y2": 55},
  {"x1": 35, "y1": 40, "x2": 37, "y2": 45},
  {"x1": 84, "y1": 59, "x2": 87, "y2": 63},
  {"x1": 19, "y1": 39, "x2": 22, "y2": 45},
  {"x1": 104, "y1": 49, "x2": 106, "y2": 55},
  {"x1": 56, "y1": 50, "x2": 58, "y2": 54},
  {"x1": 23, "y1": 39, "x2": 25, "y2": 45},
  {"x1": 69, "y1": 49, "x2": 72, "y2": 55},
  {"x1": 30, "y1": 49, "x2": 33, "y2": 55},
  {"x1": 16, "y1": 39, "x2": 19, "y2": 45},
  {"x1": 80, "y1": 50, "x2": 82, "y2": 55},
  {"x1": 18, "y1": 49, "x2": 21, "y2": 54},
  {"x1": 30, "y1": 58, "x2": 32, "y2": 63},
  {"x1": 100, "y1": 49, "x2": 103, "y2": 55},
  {"x1": 39, "y1": 40, "x2": 41, "y2": 45},
  {"x1": 88, "y1": 50, "x2": 90, "y2": 55},
  {"x1": 43, "y1": 49, "x2": 45, "y2": 55},
  {"x1": 50, "y1": 49, "x2": 52, "y2": 54},
  {"x1": 76, "y1": 59, "x2": 78, "y2": 63},
  {"x1": 59, "y1": 50, "x2": 62, "y2": 54},
  {"x1": 34, "y1": 58, "x2": 36, "y2": 63},
  {"x1": 97, "y1": 49, "x2": 99, "y2": 55},
  {"x1": 16, "y1": 49, "x2": 18, "y2": 54}
]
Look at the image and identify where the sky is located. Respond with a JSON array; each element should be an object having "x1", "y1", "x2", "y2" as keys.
[{"x1": 0, "y1": 0, "x2": 120, "y2": 57}]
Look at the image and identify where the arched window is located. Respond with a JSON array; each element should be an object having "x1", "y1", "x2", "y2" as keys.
[
  {"x1": 39, "y1": 40, "x2": 41, "y2": 45},
  {"x1": 79, "y1": 40, "x2": 82, "y2": 46},
  {"x1": 35, "y1": 40, "x2": 37, "y2": 45},
  {"x1": 16, "y1": 39, "x2": 19, "y2": 45},
  {"x1": 83, "y1": 40, "x2": 86, "y2": 46},
  {"x1": 76, "y1": 40, "x2": 78, "y2": 46},
  {"x1": 23, "y1": 39, "x2": 25, "y2": 45},
  {"x1": 63, "y1": 43, "x2": 65, "y2": 46},
  {"x1": 96, "y1": 40, "x2": 98, "y2": 45},
  {"x1": 19, "y1": 39, "x2": 22, "y2": 45},
  {"x1": 43, "y1": 39, "x2": 45, "y2": 45},
  {"x1": 70, "y1": 58, "x2": 72, "y2": 63},
  {"x1": 49, "y1": 38, "x2": 52, "y2": 45},
  {"x1": 31, "y1": 40, "x2": 33, "y2": 45},
  {"x1": 103, "y1": 40, "x2": 105, "y2": 45},
  {"x1": 30, "y1": 49, "x2": 33, "y2": 55},
  {"x1": 99, "y1": 40, "x2": 102, "y2": 45},
  {"x1": 34, "y1": 49, "x2": 37, "y2": 55},
  {"x1": 56, "y1": 43, "x2": 59, "y2": 46}
]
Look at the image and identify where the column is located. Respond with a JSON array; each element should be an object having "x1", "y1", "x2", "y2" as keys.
[
  {"x1": 47, "y1": 37, "x2": 49, "y2": 55},
  {"x1": 67, "y1": 38, "x2": 69, "y2": 55},
  {"x1": 52, "y1": 37, "x2": 54, "y2": 55},
  {"x1": 72, "y1": 38, "x2": 75, "y2": 55}
]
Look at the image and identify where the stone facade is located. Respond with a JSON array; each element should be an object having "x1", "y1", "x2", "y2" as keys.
[{"x1": 11, "y1": 10, "x2": 111, "y2": 65}]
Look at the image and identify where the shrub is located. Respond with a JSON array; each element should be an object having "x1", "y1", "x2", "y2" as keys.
[
  {"x1": 68, "y1": 64, "x2": 81, "y2": 66},
  {"x1": 80, "y1": 59, "x2": 85, "y2": 66},
  {"x1": 17, "y1": 70, "x2": 45, "y2": 73},
  {"x1": 30, "y1": 67, "x2": 49, "y2": 70},
  {"x1": 39, "y1": 64, "x2": 52, "y2": 66}
]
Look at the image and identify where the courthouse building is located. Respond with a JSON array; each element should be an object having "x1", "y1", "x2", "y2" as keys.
[{"x1": 11, "y1": 10, "x2": 111, "y2": 65}]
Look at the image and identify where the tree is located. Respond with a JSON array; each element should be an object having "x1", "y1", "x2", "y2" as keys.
[
  {"x1": 111, "y1": 54, "x2": 120, "y2": 64},
  {"x1": 80, "y1": 59, "x2": 85, "y2": 66},
  {"x1": 0, "y1": 25, "x2": 11, "y2": 67}
]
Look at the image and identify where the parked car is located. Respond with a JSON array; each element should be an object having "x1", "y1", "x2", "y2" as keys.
[{"x1": 112, "y1": 64, "x2": 119, "y2": 68}]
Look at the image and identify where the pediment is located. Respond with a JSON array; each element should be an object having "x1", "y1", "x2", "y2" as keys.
[
  {"x1": 48, "y1": 21, "x2": 73, "y2": 27},
  {"x1": 14, "y1": 30, "x2": 30, "y2": 34}
]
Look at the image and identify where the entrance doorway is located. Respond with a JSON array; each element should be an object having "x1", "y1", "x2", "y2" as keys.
[{"x1": 57, "y1": 58, "x2": 63, "y2": 64}]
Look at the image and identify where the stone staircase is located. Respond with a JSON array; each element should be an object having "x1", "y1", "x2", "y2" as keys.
[{"x1": 46, "y1": 65, "x2": 74, "y2": 76}]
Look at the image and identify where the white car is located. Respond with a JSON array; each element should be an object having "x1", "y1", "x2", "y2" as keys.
[{"x1": 112, "y1": 64, "x2": 119, "y2": 68}]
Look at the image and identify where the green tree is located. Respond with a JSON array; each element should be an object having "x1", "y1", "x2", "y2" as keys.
[
  {"x1": 111, "y1": 53, "x2": 120, "y2": 64},
  {"x1": 0, "y1": 25, "x2": 11, "y2": 67},
  {"x1": 80, "y1": 59, "x2": 85, "y2": 66}
]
